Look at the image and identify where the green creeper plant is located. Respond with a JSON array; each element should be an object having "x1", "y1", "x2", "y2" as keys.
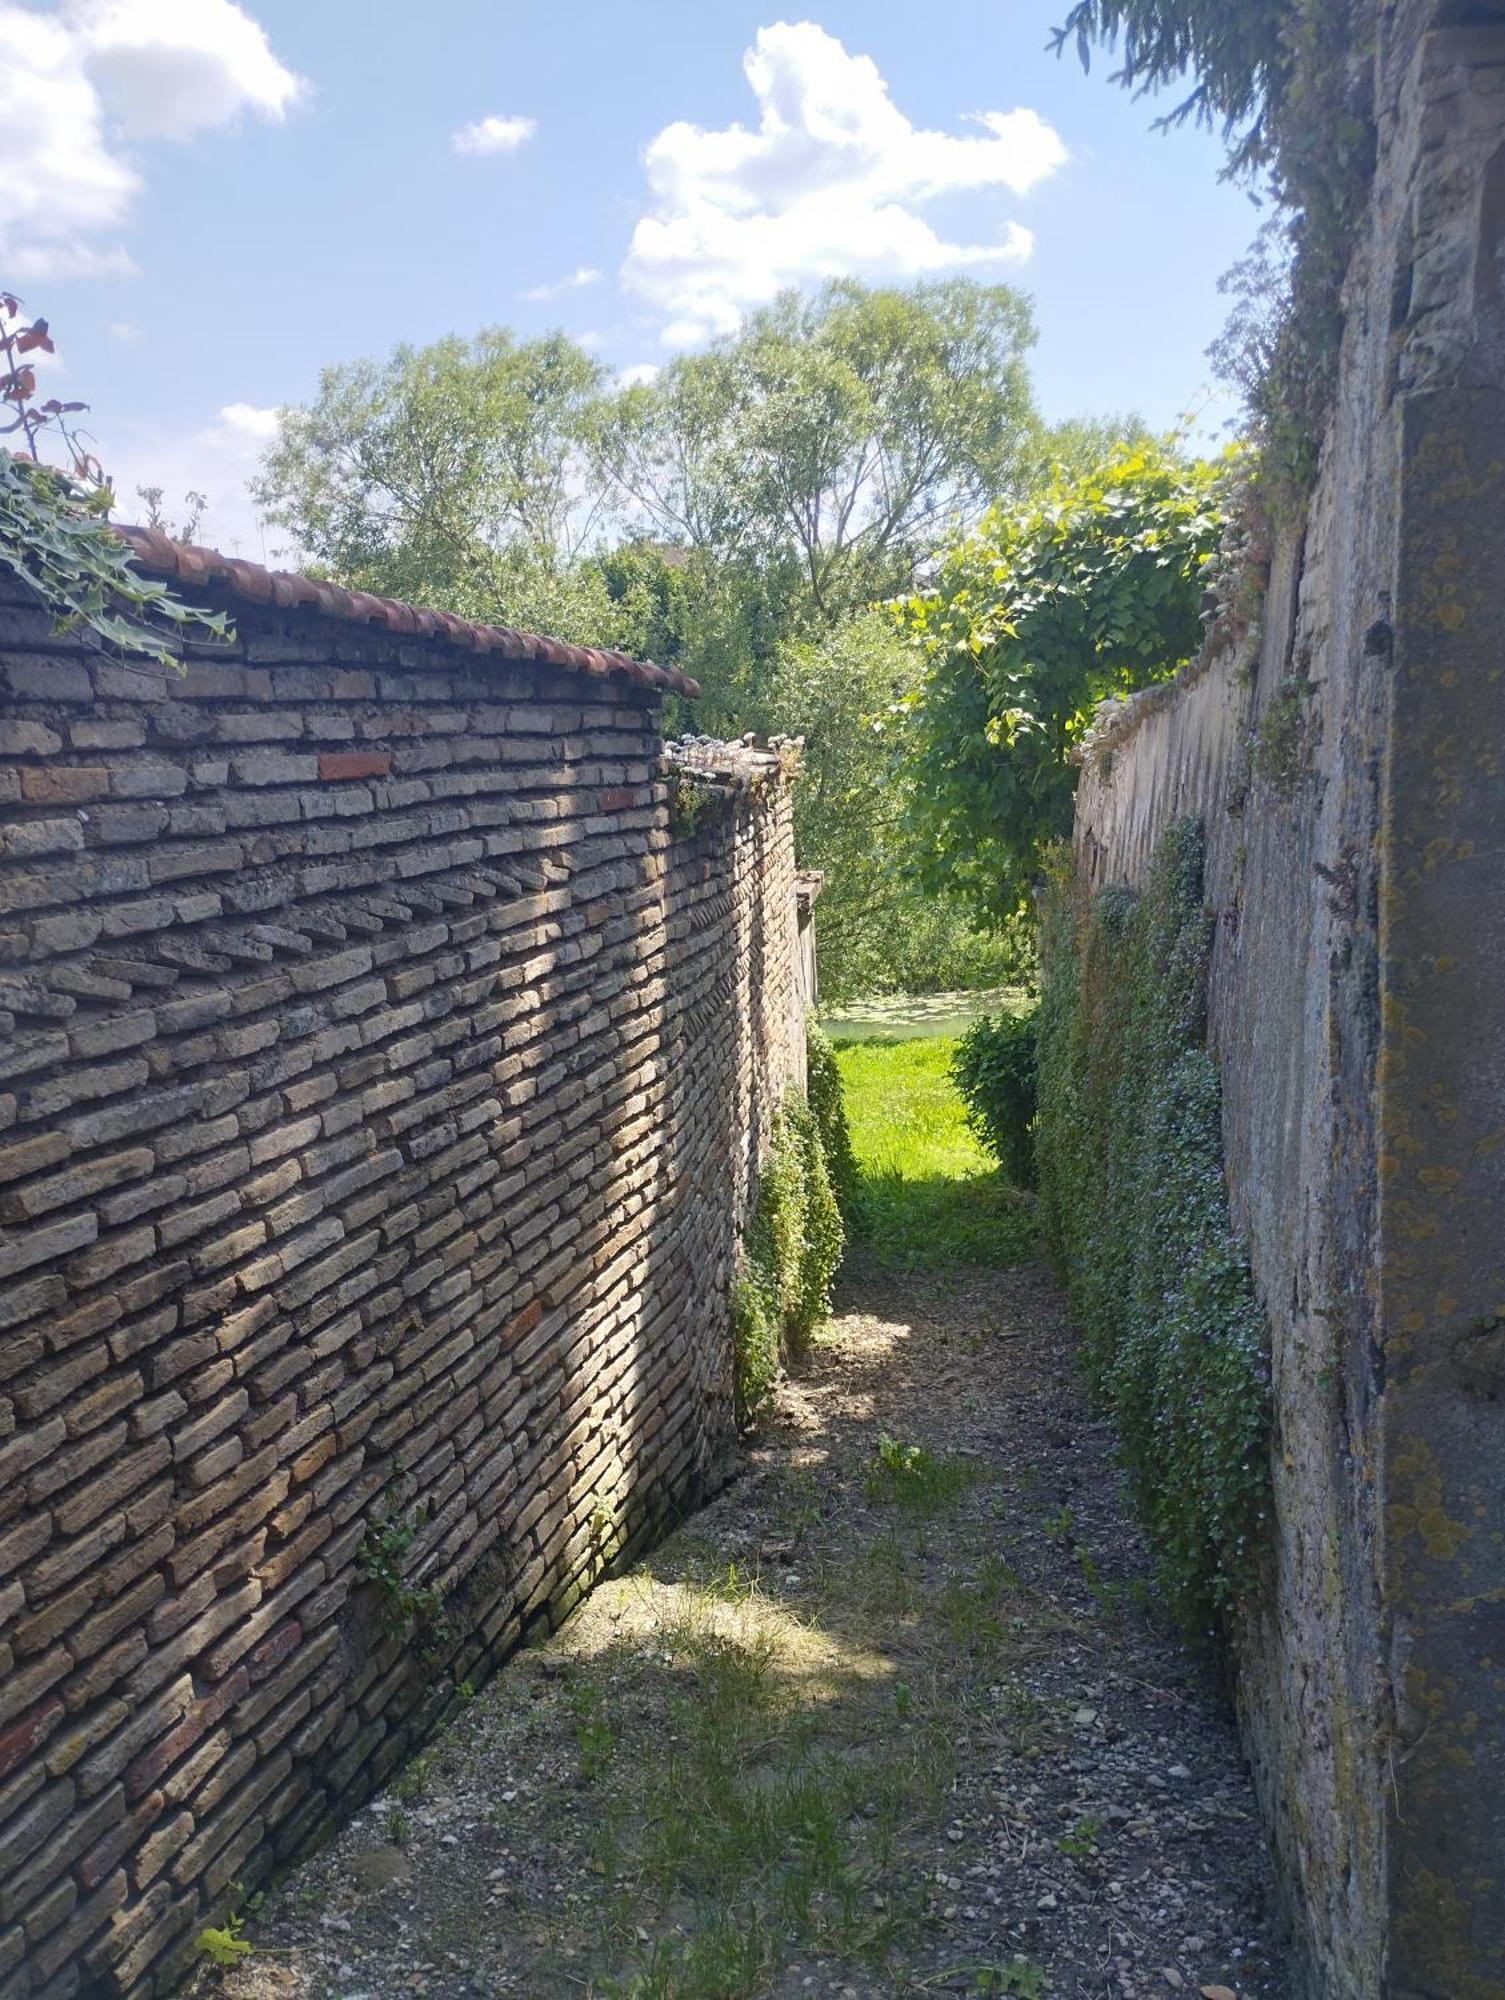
[
  {"x1": 0, "y1": 289, "x2": 231, "y2": 668},
  {"x1": 804, "y1": 1025, "x2": 862, "y2": 1227},
  {"x1": 1034, "y1": 818, "x2": 1271, "y2": 1626},
  {"x1": 731, "y1": 1087, "x2": 845, "y2": 1430},
  {"x1": 894, "y1": 441, "x2": 1231, "y2": 925}
]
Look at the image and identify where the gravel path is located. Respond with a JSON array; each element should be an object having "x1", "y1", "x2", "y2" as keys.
[{"x1": 218, "y1": 1256, "x2": 1289, "y2": 2000}]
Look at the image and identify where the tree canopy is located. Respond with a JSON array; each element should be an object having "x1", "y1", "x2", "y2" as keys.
[
  {"x1": 596, "y1": 279, "x2": 1040, "y2": 626},
  {"x1": 249, "y1": 279, "x2": 1178, "y2": 999},
  {"x1": 254, "y1": 329, "x2": 614, "y2": 634},
  {"x1": 894, "y1": 440, "x2": 1231, "y2": 924}
]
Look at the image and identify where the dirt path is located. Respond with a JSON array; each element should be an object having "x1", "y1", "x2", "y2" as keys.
[{"x1": 222, "y1": 1258, "x2": 1288, "y2": 1999}]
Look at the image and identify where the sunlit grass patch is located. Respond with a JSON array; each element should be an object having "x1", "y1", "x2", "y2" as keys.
[{"x1": 831, "y1": 1033, "x2": 1035, "y2": 1268}]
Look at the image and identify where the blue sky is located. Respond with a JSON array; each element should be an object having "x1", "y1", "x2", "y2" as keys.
[{"x1": 3, "y1": 0, "x2": 1262, "y2": 559}]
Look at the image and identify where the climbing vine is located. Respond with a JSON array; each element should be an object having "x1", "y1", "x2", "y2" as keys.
[
  {"x1": 895, "y1": 442, "x2": 1229, "y2": 924},
  {"x1": 805, "y1": 1024, "x2": 862, "y2": 1226},
  {"x1": 1034, "y1": 819, "x2": 1271, "y2": 1626},
  {"x1": 0, "y1": 288, "x2": 230, "y2": 667},
  {"x1": 731, "y1": 1088, "x2": 845, "y2": 1430}
]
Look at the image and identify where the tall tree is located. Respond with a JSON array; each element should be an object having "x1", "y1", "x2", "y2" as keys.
[
  {"x1": 254, "y1": 329, "x2": 612, "y2": 628},
  {"x1": 896, "y1": 440, "x2": 1231, "y2": 923},
  {"x1": 597, "y1": 279, "x2": 1041, "y2": 627}
]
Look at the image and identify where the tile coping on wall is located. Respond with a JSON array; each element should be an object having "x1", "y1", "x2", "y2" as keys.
[{"x1": 115, "y1": 524, "x2": 702, "y2": 700}]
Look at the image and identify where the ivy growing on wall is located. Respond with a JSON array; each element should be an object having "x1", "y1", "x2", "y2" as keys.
[
  {"x1": 1034, "y1": 818, "x2": 1271, "y2": 1626},
  {"x1": 731, "y1": 1088, "x2": 845, "y2": 1431},
  {"x1": 1, "y1": 289, "x2": 231, "y2": 667},
  {"x1": 805, "y1": 1024, "x2": 863, "y2": 1227}
]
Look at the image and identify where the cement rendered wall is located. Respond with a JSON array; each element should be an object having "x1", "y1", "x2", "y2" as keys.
[
  {"x1": 0, "y1": 575, "x2": 804, "y2": 1997},
  {"x1": 1072, "y1": 11, "x2": 1505, "y2": 1994}
]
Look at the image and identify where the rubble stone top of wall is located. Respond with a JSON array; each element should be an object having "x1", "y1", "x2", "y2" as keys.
[
  {"x1": 117, "y1": 524, "x2": 701, "y2": 699},
  {"x1": 665, "y1": 735, "x2": 803, "y2": 792}
]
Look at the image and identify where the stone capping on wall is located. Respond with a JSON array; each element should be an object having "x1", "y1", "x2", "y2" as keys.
[{"x1": 115, "y1": 524, "x2": 702, "y2": 699}]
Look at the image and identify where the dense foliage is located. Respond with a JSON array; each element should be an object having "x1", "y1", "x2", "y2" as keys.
[
  {"x1": 895, "y1": 442, "x2": 1229, "y2": 924},
  {"x1": 762, "y1": 609, "x2": 1030, "y2": 998},
  {"x1": 0, "y1": 290, "x2": 229, "y2": 668},
  {"x1": 731, "y1": 1090, "x2": 844, "y2": 1430},
  {"x1": 805, "y1": 1026, "x2": 862, "y2": 1229},
  {"x1": 1057, "y1": 0, "x2": 1376, "y2": 498},
  {"x1": 254, "y1": 329, "x2": 635, "y2": 644},
  {"x1": 1034, "y1": 819, "x2": 1270, "y2": 1625},
  {"x1": 259, "y1": 279, "x2": 1097, "y2": 1001},
  {"x1": 597, "y1": 280, "x2": 1040, "y2": 626},
  {"x1": 951, "y1": 1008, "x2": 1040, "y2": 1190}
]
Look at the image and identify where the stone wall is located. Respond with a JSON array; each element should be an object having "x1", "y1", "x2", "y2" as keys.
[
  {"x1": 1071, "y1": 10, "x2": 1505, "y2": 1994},
  {"x1": 0, "y1": 572, "x2": 804, "y2": 1998}
]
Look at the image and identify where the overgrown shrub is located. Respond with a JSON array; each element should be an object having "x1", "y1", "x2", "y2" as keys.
[
  {"x1": 805, "y1": 1025, "x2": 862, "y2": 1227},
  {"x1": 1035, "y1": 819, "x2": 1270, "y2": 1627},
  {"x1": 951, "y1": 1008, "x2": 1039, "y2": 1188},
  {"x1": 731, "y1": 1089, "x2": 845, "y2": 1430}
]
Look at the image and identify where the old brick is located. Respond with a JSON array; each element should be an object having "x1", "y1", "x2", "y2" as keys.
[
  {"x1": 18, "y1": 767, "x2": 109, "y2": 805},
  {"x1": 0, "y1": 1148, "x2": 152, "y2": 1223},
  {"x1": 0, "y1": 719, "x2": 62, "y2": 756},
  {"x1": 0, "y1": 1130, "x2": 71, "y2": 1185},
  {"x1": 318, "y1": 750, "x2": 392, "y2": 781}
]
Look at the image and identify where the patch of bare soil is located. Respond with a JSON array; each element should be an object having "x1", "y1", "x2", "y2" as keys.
[{"x1": 219, "y1": 1257, "x2": 1288, "y2": 1999}]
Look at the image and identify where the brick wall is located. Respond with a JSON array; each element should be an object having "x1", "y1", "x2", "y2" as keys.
[{"x1": 0, "y1": 575, "x2": 804, "y2": 1999}]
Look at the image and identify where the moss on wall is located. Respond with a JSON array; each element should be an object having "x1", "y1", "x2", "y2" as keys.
[{"x1": 1035, "y1": 817, "x2": 1272, "y2": 1625}]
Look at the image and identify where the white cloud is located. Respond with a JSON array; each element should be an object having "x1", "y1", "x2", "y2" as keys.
[
  {"x1": 0, "y1": 0, "x2": 304, "y2": 283},
  {"x1": 521, "y1": 265, "x2": 601, "y2": 302},
  {"x1": 207, "y1": 400, "x2": 280, "y2": 446},
  {"x1": 617, "y1": 362, "x2": 660, "y2": 388},
  {"x1": 109, "y1": 318, "x2": 142, "y2": 340},
  {"x1": 69, "y1": 0, "x2": 304, "y2": 141},
  {"x1": 623, "y1": 21, "x2": 1066, "y2": 346},
  {"x1": 452, "y1": 114, "x2": 536, "y2": 157}
]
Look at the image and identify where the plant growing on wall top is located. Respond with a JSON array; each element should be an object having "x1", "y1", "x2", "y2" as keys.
[
  {"x1": 0, "y1": 289, "x2": 231, "y2": 669},
  {"x1": 894, "y1": 440, "x2": 1231, "y2": 925}
]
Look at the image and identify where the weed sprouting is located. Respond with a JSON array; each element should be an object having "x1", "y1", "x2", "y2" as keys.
[
  {"x1": 193, "y1": 1916, "x2": 252, "y2": 1967},
  {"x1": 865, "y1": 1434, "x2": 978, "y2": 1519}
]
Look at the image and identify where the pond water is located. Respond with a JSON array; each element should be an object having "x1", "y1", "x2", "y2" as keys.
[{"x1": 819, "y1": 985, "x2": 1028, "y2": 1042}]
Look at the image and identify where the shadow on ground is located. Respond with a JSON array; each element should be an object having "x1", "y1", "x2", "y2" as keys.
[{"x1": 221, "y1": 1254, "x2": 1286, "y2": 2000}]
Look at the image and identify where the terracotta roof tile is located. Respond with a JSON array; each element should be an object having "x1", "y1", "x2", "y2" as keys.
[{"x1": 116, "y1": 525, "x2": 700, "y2": 698}]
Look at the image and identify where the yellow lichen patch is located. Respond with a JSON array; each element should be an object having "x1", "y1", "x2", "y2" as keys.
[
  {"x1": 1388, "y1": 1440, "x2": 1469, "y2": 1567},
  {"x1": 1417, "y1": 1164, "x2": 1464, "y2": 1198},
  {"x1": 1395, "y1": 1866, "x2": 1505, "y2": 2000}
]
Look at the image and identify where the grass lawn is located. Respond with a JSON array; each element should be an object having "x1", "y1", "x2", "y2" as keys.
[{"x1": 831, "y1": 1031, "x2": 1036, "y2": 1270}]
